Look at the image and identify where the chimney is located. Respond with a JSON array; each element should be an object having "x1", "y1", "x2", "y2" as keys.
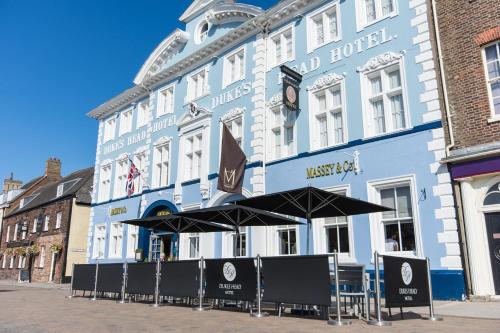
[
  {"x1": 45, "y1": 157, "x2": 61, "y2": 181},
  {"x1": 3, "y1": 173, "x2": 22, "y2": 192}
]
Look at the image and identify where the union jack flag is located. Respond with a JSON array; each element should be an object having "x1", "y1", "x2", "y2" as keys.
[{"x1": 126, "y1": 159, "x2": 141, "y2": 197}]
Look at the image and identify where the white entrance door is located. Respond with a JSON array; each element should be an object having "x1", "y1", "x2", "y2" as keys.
[{"x1": 49, "y1": 252, "x2": 57, "y2": 282}]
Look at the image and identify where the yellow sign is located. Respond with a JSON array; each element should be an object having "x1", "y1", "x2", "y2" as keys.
[
  {"x1": 306, "y1": 160, "x2": 355, "y2": 179},
  {"x1": 110, "y1": 207, "x2": 127, "y2": 216},
  {"x1": 156, "y1": 210, "x2": 171, "y2": 217}
]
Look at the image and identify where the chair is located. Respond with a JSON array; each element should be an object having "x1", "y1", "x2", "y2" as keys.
[{"x1": 331, "y1": 264, "x2": 370, "y2": 320}]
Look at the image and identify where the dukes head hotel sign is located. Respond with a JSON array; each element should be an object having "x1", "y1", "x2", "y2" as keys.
[{"x1": 83, "y1": 0, "x2": 465, "y2": 301}]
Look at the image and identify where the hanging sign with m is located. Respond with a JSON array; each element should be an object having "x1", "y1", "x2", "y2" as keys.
[{"x1": 217, "y1": 123, "x2": 247, "y2": 194}]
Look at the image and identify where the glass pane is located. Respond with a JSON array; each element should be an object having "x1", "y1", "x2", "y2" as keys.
[
  {"x1": 331, "y1": 88, "x2": 342, "y2": 107},
  {"x1": 279, "y1": 230, "x2": 289, "y2": 255},
  {"x1": 328, "y1": 9, "x2": 337, "y2": 39},
  {"x1": 487, "y1": 61, "x2": 500, "y2": 80},
  {"x1": 384, "y1": 223, "x2": 399, "y2": 251},
  {"x1": 274, "y1": 37, "x2": 281, "y2": 64},
  {"x1": 381, "y1": 188, "x2": 396, "y2": 218},
  {"x1": 372, "y1": 100, "x2": 385, "y2": 134},
  {"x1": 494, "y1": 97, "x2": 500, "y2": 115},
  {"x1": 382, "y1": 0, "x2": 394, "y2": 16},
  {"x1": 484, "y1": 192, "x2": 500, "y2": 206},
  {"x1": 365, "y1": 0, "x2": 376, "y2": 22},
  {"x1": 400, "y1": 221, "x2": 416, "y2": 251},
  {"x1": 317, "y1": 92, "x2": 327, "y2": 112},
  {"x1": 388, "y1": 70, "x2": 401, "y2": 89},
  {"x1": 285, "y1": 33, "x2": 293, "y2": 59},
  {"x1": 319, "y1": 116, "x2": 328, "y2": 147},
  {"x1": 338, "y1": 225, "x2": 350, "y2": 253},
  {"x1": 333, "y1": 111, "x2": 343, "y2": 144},
  {"x1": 485, "y1": 44, "x2": 498, "y2": 62},
  {"x1": 396, "y1": 186, "x2": 413, "y2": 218},
  {"x1": 289, "y1": 229, "x2": 297, "y2": 254},
  {"x1": 390, "y1": 94, "x2": 405, "y2": 129},
  {"x1": 491, "y1": 81, "x2": 500, "y2": 98},
  {"x1": 274, "y1": 129, "x2": 281, "y2": 158},
  {"x1": 326, "y1": 226, "x2": 338, "y2": 253},
  {"x1": 370, "y1": 76, "x2": 382, "y2": 95},
  {"x1": 314, "y1": 17, "x2": 324, "y2": 45}
]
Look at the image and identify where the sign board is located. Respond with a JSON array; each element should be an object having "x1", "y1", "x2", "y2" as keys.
[
  {"x1": 383, "y1": 255, "x2": 430, "y2": 308},
  {"x1": 204, "y1": 258, "x2": 257, "y2": 301},
  {"x1": 19, "y1": 269, "x2": 30, "y2": 282},
  {"x1": 281, "y1": 65, "x2": 302, "y2": 112}
]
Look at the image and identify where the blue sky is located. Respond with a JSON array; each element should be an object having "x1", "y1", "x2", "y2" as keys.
[{"x1": 0, "y1": 0, "x2": 270, "y2": 185}]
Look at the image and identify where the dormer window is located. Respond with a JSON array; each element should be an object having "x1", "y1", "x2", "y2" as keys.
[
  {"x1": 19, "y1": 198, "x2": 25, "y2": 209},
  {"x1": 197, "y1": 21, "x2": 209, "y2": 44},
  {"x1": 56, "y1": 184, "x2": 64, "y2": 197}
]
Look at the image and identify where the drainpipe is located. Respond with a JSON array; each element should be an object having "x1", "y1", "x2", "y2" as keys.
[
  {"x1": 431, "y1": 0, "x2": 455, "y2": 155},
  {"x1": 262, "y1": 22, "x2": 270, "y2": 257}
]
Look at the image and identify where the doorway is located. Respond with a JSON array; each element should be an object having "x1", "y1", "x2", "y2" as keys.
[
  {"x1": 485, "y1": 213, "x2": 500, "y2": 295},
  {"x1": 49, "y1": 252, "x2": 57, "y2": 282}
]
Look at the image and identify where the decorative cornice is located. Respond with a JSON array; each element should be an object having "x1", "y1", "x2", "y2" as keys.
[
  {"x1": 267, "y1": 93, "x2": 282, "y2": 108},
  {"x1": 307, "y1": 72, "x2": 344, "y2": 92},
  {"x1": 134, "y1": 29, "x2": 190, "y2": 85},
  {"x1": 177, "y1": 104, "x2": 212, "y2": 128},
  {"x1": 205, "y1": 3, "x2": 263, "y2": 26},
  {"x1": 220, "y1": 107, "x2": 245, "y2": 122},
  {"x1": 87, "y1": 0, "x2": 318, "y2": 120},
  {"x1": 356, "y1": 51, "x2": 406, "y2": 73}
]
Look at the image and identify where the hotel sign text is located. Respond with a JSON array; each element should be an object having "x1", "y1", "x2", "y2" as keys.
[{"x1": 306, "y1": 160, "x2": 355, "y2": 179}]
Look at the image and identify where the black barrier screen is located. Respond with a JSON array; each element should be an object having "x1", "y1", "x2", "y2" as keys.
[
  {"x1": 126, "y1": 263, "x2": 157, "y2": 295},
  {"x1": 159, "y1": 260, "x2": 199, "y2": 298},
  {"x1": 72, "y1": 264, "x2": 96, "y2": 291},
  {"x1": 261, "y1": 255, "x2": 331, "y2": 306},
  {"x1": 383, "y1": 255, "x2": 430, "y2": 308},
  {"x1": 96, "y1": 263, "x2": 124, "y2": 293},
  {"x1": 205, "y1": 258, "x2": 256, "y2": 301}
]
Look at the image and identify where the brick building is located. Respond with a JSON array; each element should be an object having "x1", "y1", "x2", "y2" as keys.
[
  {"x1": 433, "y1": 0, "x2": 500, "y2": 298},
  {"x1": 0, "y1": 164, "x2": 93, "y2": 283}
]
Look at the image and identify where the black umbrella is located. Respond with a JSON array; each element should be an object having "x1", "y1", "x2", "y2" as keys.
[
  {"x1": 233, "y1": 186, "x2": 393, "y2": 254},
  {"x1": 177, "y1": 204, "x2": 303, "y2": 256},
  {"x1": 121, "y1": 215, "x2": 234, "y2": 259}
]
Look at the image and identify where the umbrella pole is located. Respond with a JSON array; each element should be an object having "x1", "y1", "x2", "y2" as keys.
[
  {"x1": 306, "y1": 217, "x2": 311, "y2": 255},
  {"x1": 233, "y1": 228, "x2": 239, "y2": 258}
]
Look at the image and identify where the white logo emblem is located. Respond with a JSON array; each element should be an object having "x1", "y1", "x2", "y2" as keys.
[
  {"x1": 401, "y1": 262, "x2": 413, "y2": 286},
  {"x1": 223, "y1": 262, "x2": 236, "y2": 282}
]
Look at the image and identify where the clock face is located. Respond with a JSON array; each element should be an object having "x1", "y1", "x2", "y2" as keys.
[{"x1": 286, "y1": 85, "x2": 297, "y2": 104}]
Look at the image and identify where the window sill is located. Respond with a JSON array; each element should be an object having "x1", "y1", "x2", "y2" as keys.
[
  {"x1": 356, "y1": 12, "x2": 398, "y2": 33},
  {"x1": 307, "y1": 37, "x2": 342, "y2": 55},
  {"x1": 487, "y1": 116, "x2": 500, "y2": 124}
]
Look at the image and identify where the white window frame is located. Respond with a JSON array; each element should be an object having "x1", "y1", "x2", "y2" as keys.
[
  {"x1": 360, "y1": 56, "x2": 410, "y2": 138},
  {"x1": 6, "y1": 225, "x2": 10, "y2": 242},
  {"x1": 223, "y1": 46, "x2": 246, "y2": 88},
  {"x1": 481, "y1": 40, "x2": 500, "y2": 121},
  {"x1": 103, "y1": 116, "x2": 117, "y2": 143},
  {"x1": 276, "y1": 224, "x2": 299, "y2": 256},
  {"x1": 136, "y1": 99, "x2": 150, "y2": 128},
  {"x1": 119, "y1": 108, "x2": 133, "y2": 135},
  {"x1": 312, "y1": 185, "x2": 356, "y2": 263},
  {"x1": 157, "y1": 84, "x2": 175, "y2": 117},
  {"x1": 152, "y1": 139, "x2": 171, "y2": 189},
  {"x1": 183, "y1": 131, "x2": 204, "y2": 182},
  {"x1": 133, "y1": 151, "x2": 146, "y2": 195},
  {"x1": 126, "y1": 225, "x2": 139, "y2": 258},
  {"x1": 306, "y1": 1, "x2": 342, "y2": 53},
  {"x1": 219, "y1": 112, "x2": 244, "y2": 160},
  {"x1": 32, "y1": 218, "x2": 37, "y2": 233},
  {"x1": 355, "y1": 0, "x2": 398, "y2": 32},
  {"x1": 109, "y1": 223, "x2": 123, "y2": 258},
  {"x1": 93, "y1": 224, "x2": 107, "y2": 259},
  {"x1": 113, "y1": 157, "x2": 129, "y2": 199},
  {"x1": 267, "y1": 104, "x2": 297, "y2": 161},
  {"x1": 10, "y1": 256, "x2": 15, "y2": 269},
  {"x1": 13, "y1": 223, "x2": 18, "y2": 241},
  {"x1": 367, "y1": 174, "x2": 423, "y2": 259},
  {"x1": 186, "y1": 66, "x2": 210, "y2": 102},
  {"x1": 43, "y1": 215, "x2": 50, "y2": 231},
  {"x1": 39, "y1": 246, "x2": 46, "y2": 268},
  {"x1": 308, "y1": 75, "x2": 347, "y2": 150},
  {"x1": 55, "y1": 212, "x2": 62, "y2": 229},
  {"x1": 56, "y1": 184, "x2": 64, "y2": 197},
  {"x1": 99, "y1": 162, "x2": 112, "y2": 202},
  {"x1": 188, "y1": 233, "x2": 200, "y2": 259},
  {"x1": 267, "y1": 23, "x2": 295, "y2": 70},
  {"x1": 222, "y1": 226, "x2": 248, "y2": 258}
]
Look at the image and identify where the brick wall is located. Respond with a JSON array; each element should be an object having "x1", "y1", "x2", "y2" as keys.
[
  {"x1": 0, "y1": 199, "x2": 72, "y2": 283},
  {"x1": 434, "y1": 0, "x2": 500, "y2": 150}
]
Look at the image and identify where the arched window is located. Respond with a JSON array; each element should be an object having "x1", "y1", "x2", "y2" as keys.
[{"x1": 484, "y1": 182, "x2": 500, "y2": 206}]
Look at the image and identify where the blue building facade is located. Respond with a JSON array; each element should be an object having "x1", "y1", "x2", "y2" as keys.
[{"x1": 86, "y1": 0, "x2": 464, "y2": 300}]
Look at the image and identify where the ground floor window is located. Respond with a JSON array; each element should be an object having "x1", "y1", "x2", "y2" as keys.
[
  {"x1": 39, "y1": 246, "x2": 46, "y2": 268},
  {"x1": 277, "y1": 225, "x2": 297, "y2": 255},
  {"x1": 188, "y1": 233, "x2": 199, "y2": 258},
  {"x1": 150, "y1": 236, "x2": 161, "y2": 261},
  {"x1": 325, "y1": 215, "x2": 350, "y2": 253},
  {"x1": 232, "y1": 227, "x2": 246, "y2": 257},
  {"x1": 127, "y1": 225, "x2": 139, "y2": 259},
  {"x1": 93, "y1": 224, "x2": 106, "y2": 258}
]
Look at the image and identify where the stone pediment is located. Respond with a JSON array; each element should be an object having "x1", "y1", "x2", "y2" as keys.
[
  {"x1": 177, "y1": 102, "x2": 212, "y2": 127},
  {"x1": 134, "y1": 29, "x2": 190, "y2": 85}
]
